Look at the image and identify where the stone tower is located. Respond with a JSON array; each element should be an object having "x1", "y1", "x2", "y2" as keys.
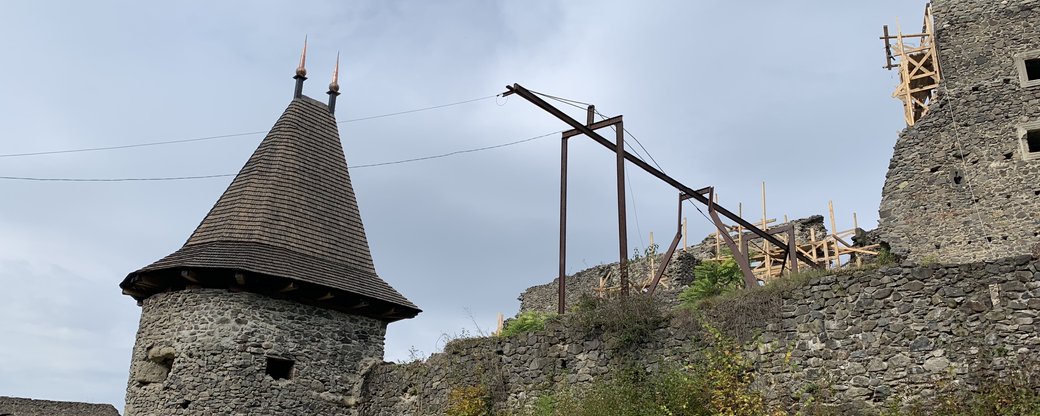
[
  {"x1": 119, "y1": 63, "x2": 420, "y2": 415},
  {"x1": 878, "y1": 0, "x2": 1040, "y2": 262}
]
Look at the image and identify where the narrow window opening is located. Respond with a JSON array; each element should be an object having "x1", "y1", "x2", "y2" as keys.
[
  {"x1": 1026, "y1": 130, "x2": 1040, "y2": 154},
  {"x1": 1026, "y1": 59, "x2": 1040, "y2": 81},
  {"x1": 266, "y1": 357, "x2": 294, "y2": 380},
  {"x1": 952, "y1": 170, "x2": 964, "y2": 185}
]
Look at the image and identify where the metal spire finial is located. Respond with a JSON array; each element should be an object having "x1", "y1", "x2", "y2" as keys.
[
  {"x1": 293, "y1": 36, "x2": 308, "y2": 99},
  {"x1": 296, "y1": 36, "x2": 308, "y2": 78},
  {"x1": 329, "y1": 52, "x2": 340, "y2": 93},
  {"x1": 327, "y1": 52, "x2": 342, "y2": 114}
]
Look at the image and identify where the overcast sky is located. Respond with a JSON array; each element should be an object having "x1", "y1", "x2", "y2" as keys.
[{"x1": 0, "y1": 0, "x2": 927, "y2": 411}]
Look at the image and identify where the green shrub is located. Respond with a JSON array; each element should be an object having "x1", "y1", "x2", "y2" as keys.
[
  {"x1": 875, "y1": 246, "x2": 895, "y2": 265},
  {"x1": 519, "y1": 324, "x2": 776, "y2": 416},
  {"x1": 547, "y1": 368, "x2": 708, "y2": 416},
  {"x1": 529, "y1": 394, "x2": 556, "y2": 416},
  {"x1": 874, "y1": 369, "x2": 1040, "y2": 416},
  {"x1": 500, "y1": 312, "x2": 555, "y2": 337},
  {"x1": 679, "y1": 258, "x2": 743, "y2": 308},
  {"x1": 446, "y1": 385, "x2": 492, "y2": 416},
  {"x1": 566, "y1": 294, "x2": 666, "y2": 349}
]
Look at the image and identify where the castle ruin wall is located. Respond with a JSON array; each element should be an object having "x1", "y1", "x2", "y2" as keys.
[
  {"x1": 124, "y1": 289, "x2": 386, "y2": 416},
  {"x1": 878, "y1": 0, "x2": 1040, "y2": 262}
]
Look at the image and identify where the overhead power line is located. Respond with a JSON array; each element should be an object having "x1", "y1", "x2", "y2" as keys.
[
  {"x1": 0, "y1": 174, "x2": 237, "y2": 182},
  {"x1": 351, "y1": 131, "x2": 560, "y2": 169},
  {"x1": 0, "y1": 130, "x2": 559, "y2": 182},
  {"x1": 0, "y1": 95, "x2": 500, "y2": 158},
  {"x1": 0, "y1": 132, "x2": 269, "y2": 158}
]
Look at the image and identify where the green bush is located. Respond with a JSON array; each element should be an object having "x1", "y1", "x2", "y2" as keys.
[
  {"x1": 679, "y1": 258, "x2": 743, "y2": 308},
  {"x1": 500, "y1": 312, "x2": 555, "y2": 337},
  {"x1": 546, "y1": 368, "x2": 708, "y2": 416},
  {"x1": 875, "y1": 245, "x2": 895, "y2": 265},
  {"x1": 446, "y1": 385, "x2": 492, "y2": 416},
  {"x1": 520, "y1": 323, "x2": 774, "y2": 416},
  {"x1": 874, "y1": 369, "x2": 1040, "y2": 416},
  {"x1": 566, "y1": 295, "x2": 667, "y2": 349}
]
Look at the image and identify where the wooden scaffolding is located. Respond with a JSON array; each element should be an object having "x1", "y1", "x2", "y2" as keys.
[
  {"x1": 708, "y1": 185, "x2": 881, "y2": 283},
  {"x1": 882, "y1": 4, "x2": 942, "y2": 126},
  {"x1": 590, "y1": 184, "x2": 882, "y2": 296}
]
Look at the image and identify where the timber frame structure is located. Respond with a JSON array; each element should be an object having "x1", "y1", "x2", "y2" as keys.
[
  {"x1": 502, "y1": 83, "x2": 821, "y2": 313},
  {"x1": 713, "y1": 200, "x2": 881, "y2": 282},
  {"x1": 882, "y1": 4, "x2": 942, "y2": 126}
]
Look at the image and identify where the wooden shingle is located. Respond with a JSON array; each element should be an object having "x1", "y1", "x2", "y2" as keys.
[{"x1": 121, "y1": 96, "x2": 419, "y2": 319}]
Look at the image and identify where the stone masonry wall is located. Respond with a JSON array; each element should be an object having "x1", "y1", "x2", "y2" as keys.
[
  {"x1": 519, "y1": 216, "x2": 830, "y2": 314},
  {"x1": 359, "y1": 314, "x2": 702, "y2": 415},
  {"x1": 878, "y1": 0, "x2": 1040, "y2": 262},
  {"x1": 0, "y1": 396, "x2": 120, "y2": 416},
  {"x1": 755, "y1": 255, "x2": 1040, "y2": 406},
  {"x1": 124, "y1": 289, "x2": 387, "y2": 416},
  {"x1": 359, "y1": 255, "x2": 1040, "y2": 414}
]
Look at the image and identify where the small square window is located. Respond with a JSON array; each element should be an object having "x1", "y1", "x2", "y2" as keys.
[
  {"x1": 265, "y1": 357, "x2": 294, "y2": 380},
  {"x1": 1019, "y1": 122, "x2": 1040, "y2": 160},
  {"x1": 1016, "y1": 51, "x2": 1040, "y2": 88},
  {"x1": 1027, "y1": 59, "x2": 1040, "y2": 81}
]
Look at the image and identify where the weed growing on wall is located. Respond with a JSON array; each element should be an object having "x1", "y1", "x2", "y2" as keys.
[
  {"x1": 678, "y1": 258, "x2": 743, "y2": 307},
  {"x1": 516, "y1": 319, "x2": 777, "y2": 416},
  {"x1": 500, "y1": 312, "x2": 556, "y2": 337},
  {"x1": 696, "y1": 322, "x2": 769, "y2": 415},
  {"x1": 446, "y1": 385, "x2": 492, "y2": 416},
  {"x1": 567, "y1": 294, "x2": 667, "y2": 349},
  {"x1": 873, "y1": 357, "x2": 1040, "y2": 416}
]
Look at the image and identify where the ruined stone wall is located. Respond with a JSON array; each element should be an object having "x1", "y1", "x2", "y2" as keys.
[
  {"x1": 0, "y1": 396, "x2": 120, "y2": 416},
  {"x1": 755, "y1": 255, "x2": 1040, "y2": 406},
  {"x1": 878, "y1": 0, "x2": 1040, "y2": 262},
  {"x1": 359, "y1": 255, "x2": 1040, "y2": 414},
  {"x1": 124, "y1": 289, "x2": 386, "y2": 416},
  {"x1": 358, "y1": 315, "x2": 700, "y2": 416},
  {"x1": 518, "y1": 216, "x2": 829, "y2": 314},
  {"x1": 517, "y1": 251, "x2": 698, "y2": 315}
]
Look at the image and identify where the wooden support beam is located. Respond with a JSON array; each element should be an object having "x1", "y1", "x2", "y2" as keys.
[
  {"x1": 317, "y1": 292, "x2": 334, "y2": 301},
  {"x1": 279, "y1": 282, "x2": 298, "y2": 293},
  {"x1": 683, "y1": 217, "x2": 689, "y2": 251}
]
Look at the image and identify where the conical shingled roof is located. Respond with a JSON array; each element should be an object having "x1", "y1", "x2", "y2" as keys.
[{"x1": 122, "y1": 96, "x2": 419, "y2": 318}]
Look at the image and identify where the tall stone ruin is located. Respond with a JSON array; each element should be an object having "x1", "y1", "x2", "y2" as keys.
[
  {"x1": 879, "y1": 0, "x2": 1040, "y2": 262},
  {"x1": 118, "y1": 67, "x2": 420, "y2": 415}
]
